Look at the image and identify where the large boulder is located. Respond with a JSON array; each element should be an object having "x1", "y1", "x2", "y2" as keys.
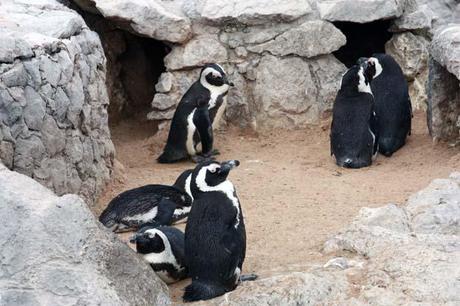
[
  {"x1": 427, "y1": 25, "x2": 460, "y2": 143},
  {"x1": 0, "y1": 163, "x2": 170, "y2": 305},
  {"x1": 0, "y1": 0, "x2": 114, "y2": 204},
  {"x1": 317, "y1": 0, "x2": 404, "y2": 23}
]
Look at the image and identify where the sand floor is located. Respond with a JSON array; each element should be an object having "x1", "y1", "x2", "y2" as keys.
[{"x1": 96, "y1": 111, "x2": 459, "y2": 300}]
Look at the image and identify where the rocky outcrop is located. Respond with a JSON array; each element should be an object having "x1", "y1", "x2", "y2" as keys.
[
  {"x1": 0, "y1": 162, "x2": 170, "y2": 305},
  {"x1": 427, "y1": 25, "x2": 460, "y2": 144},
  {"x1": 386, "y1": 32, "x2": 429, "y2": 110},
  {"x1": 203, "y1": 173, "x2": 460, "y2": 305},
  {"x1": 0, "y1": 0, "x2": 115, "y2": 204}
]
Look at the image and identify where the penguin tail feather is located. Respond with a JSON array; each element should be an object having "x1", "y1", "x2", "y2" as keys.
[
  {"x1": 157, "y1": 149, "x2": 186, "y2": 164},
  {"x1": 240, "y1": 274, "x2": 258, "y2": 282},
  {"x1": 183, "y1": 281, "x2": 227, "y2": 302},
  {"x1": 98, "y1": 210, "x2": 117, "y2": 229}
]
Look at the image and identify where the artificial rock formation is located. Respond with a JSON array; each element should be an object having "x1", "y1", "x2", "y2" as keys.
[
  {"x1": 0, "y1": 162, "x2": 170, "y2": 305},
  {"x1": 200, "y1": 173, "x2": 460, "y2": 305},
  {"x1": 0, "y1": 0, "x2": 114, "y2": 204},
  {"x1": 427, "y1": 24, "x2": 460, "y2": 144},
  {"x1": 72, "y1": 0, "x2": 454, "y2": 130}
]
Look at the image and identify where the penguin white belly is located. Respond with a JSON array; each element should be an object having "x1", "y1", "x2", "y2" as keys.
[
  {"x1": 124, "y1": 207, "x2": 158, "y2": 223},
  {"x1": 186, "y1": 109, "x2": 197, "y2": 155},
  {"x1": 212, "y1": 97, "x2": 227, "y2": 130}
]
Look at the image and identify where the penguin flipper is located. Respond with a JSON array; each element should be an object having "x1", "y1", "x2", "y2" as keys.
[
  {"x1": 153, "y1": 199, "x2": 177, "y2": 226},
  {"x1": 183, "y1": 281, "x2": 227, "y2": 302},
  {"x1": 193, "y1": 104, "x2": 213, "y2": 156}
]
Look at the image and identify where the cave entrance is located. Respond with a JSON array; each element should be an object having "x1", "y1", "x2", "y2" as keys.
[
  {"x1": 79, "y1": 11, "x2": 170, "y2": 125},
  {"x1": 333, "y1": 20, "x2": 393, "y2": 67}
]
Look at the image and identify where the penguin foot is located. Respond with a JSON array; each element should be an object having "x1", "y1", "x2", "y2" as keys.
[
  {"x1": 239, "y1": 274, "x2": 258, "y2": 282},
  {"x1": 211, "y1": 149, "x2": 220, "y2": 156},
  {"x1": 191, "y1": 154, "x2": 215, "y2": 164}
]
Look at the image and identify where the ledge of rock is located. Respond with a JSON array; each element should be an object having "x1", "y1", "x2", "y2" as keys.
[
  {"x1": 0, "y1": 0, "x2": 114, "y2": 204},
  {"x1": 203, "y1": 173, "x2": 460, "y2": 305},
  {"x1": 0, "y1": 162, "x2": 170, "y2": 305},
  {"x1": 317, "y1": 0, "x2": 404, "y2": 23}
]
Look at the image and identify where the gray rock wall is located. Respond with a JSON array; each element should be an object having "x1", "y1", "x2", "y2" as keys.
[
  {"x1": 0, "y1": 0, "x2": 114, "y2": 204},
  {"x1": 0, "y1": 162, "x2": 170, "y2": 306},
  {"x1": 427, "y1": 24, "x2": 460, "y2": 144}
]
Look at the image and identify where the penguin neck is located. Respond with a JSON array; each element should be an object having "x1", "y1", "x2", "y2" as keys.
[{"x1": 199, "y1": 78, "x2": 229, "y2": 109}]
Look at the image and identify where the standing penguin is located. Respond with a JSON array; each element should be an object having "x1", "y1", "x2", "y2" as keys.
[
  {"x1": 330, "y1": 60, "x2": 378, "y2": 168},
  {"x1": 362, "y1": 54, "x2": 412, "y2": 156},
  {"x1": 130, "y1": 225, "x2": 188, "y2": 284},
  {"x1": 157, "y1": 64, "x2": 234, "y2": 164},
  {"x1": 183, "y1": 160, "x2": 252, "y2": 302}
]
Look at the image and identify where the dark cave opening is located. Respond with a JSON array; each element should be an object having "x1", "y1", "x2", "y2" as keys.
[
  {"x1": 333, "y1": 20, "x2": 393, "y2": 68},
  {"x1": 74, "y1": 10, "x2": 170, "y2": 124}
]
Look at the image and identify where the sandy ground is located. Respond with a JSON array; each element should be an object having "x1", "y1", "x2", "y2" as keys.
[{"x1": 96, "y1": 111, "x2": 459, "y2": 300}]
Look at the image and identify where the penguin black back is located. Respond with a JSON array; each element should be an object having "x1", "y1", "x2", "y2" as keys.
[
  {"x1": 367, "y1": 54, "x2": 412, "y2": 156},
  {"x1": 158, "y1": 64, "x2": 233, "y2": 164},
  {"x1": 99, "y1": 184, "x2": 192, "y2": 232},
  {"x1": 183, "y1": 160, "x2": 246, "y2": 302},
  {"x1": 331, "y1": 62, "x2": 378, "y2": 169}
]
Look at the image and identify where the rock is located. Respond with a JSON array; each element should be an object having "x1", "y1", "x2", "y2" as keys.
[
  {"x1": 155, "y1": 72, "x2": 174, "y2": 93},
  {"x1": 247, "y1": 21, "x2": 346, "y2": 58},
  {"x1": 317, "y1": 0, "x2": 404, "y2": 23},
  {"x1": 390, "y1": 5, "x2": 433, "y2": 32},
  {"x1": 0, "y1": 0, "x2": 114, "y2": 204},
  {"x1": 427, "y1": 58, "x2": 460, "y2": 143},
  {"x1": 206, "y1": 270, "x2": 349, "y2": 305},
  {"x1": 83, "y1": 0, "x2": 192, "y2": 43},
  {"x1": 151, "y1": 93, "x2": 177, "y2": 111},
  {"x1": 164, "y1": 35, "x2": 228, "y2": 70},
  {"x1": 147, "y1": 108, "x2": 176, "y2": 120},
  {"x1": 385, "y1": 32, "x2": 429, "y2": 110},
  {"x1": 0, "y1": 164, "x2": 170, "y2": 305},
  {"x1": 196, "y1": 0, "x2": 312, "y2": 25},
  {"x1": 417, "y1": 0, "x2": 460, "y2": 31},
  {"x1": 323, "y1": 173, "x2": 460, "y2": 304},
  {"x1": 430, "y1": 25, "x2": 460, "y2": 80}
]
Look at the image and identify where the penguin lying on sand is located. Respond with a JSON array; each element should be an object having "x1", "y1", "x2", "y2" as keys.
[
  {"x1": 183, "y1": 160, "x2": 257, "y2": 302},
  {"x1": 330, "y1": 59, "x2": 378, "y2": 169},
  {"x1": 99, "y1": 169, "x2": 194, "y2": 232},
  {"x1": 158, "y1": 64, "x2": 234, "y2": 164},
  {"x1": 130, "y1": 225, "x2": 188, "y2": 284},
  {"x1": 358, "y1": 54, "x2": 412, "y2": 157}
]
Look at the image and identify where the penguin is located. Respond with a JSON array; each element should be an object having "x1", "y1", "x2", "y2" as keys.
[
  {"x1": 99, "y1": 171, "x2": 194, "y2": 232},
  {"x1": 130, "y1": 225, "x2": 188, "y2": 284},
  {"x1": 157, "y1": 64, "x2": 234, "y2": 164},
  {"x1": 360, "y1": 54, "x2": 412, "y2": 157},
  {"x1": 183, "y1": 160, "x2": 256, "y2": 302},
  {"x1": 330, "y1": 60, "x2": 379, "y2": 169}
]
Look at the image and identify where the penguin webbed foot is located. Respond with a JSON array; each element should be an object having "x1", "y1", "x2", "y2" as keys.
[
  {"x1": 191, "y1": 153, "x2": 216, "y2": 164},
  {"x1": 211, "y1": 149, "x2": 220, "y2": 156},
  {"x1": 239, "y1": 274, "x2": 258, "y2": 282}
]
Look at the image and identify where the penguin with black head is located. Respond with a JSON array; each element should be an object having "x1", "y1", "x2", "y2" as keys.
[
  {"x1": 330, "y1": 60, "x2": 379, "y2": 169},
  {"x1": 130, "y1": 225, "x2": 188, "y2": 284},
  {"x1": 158, "y1": 64, "x2": 234, "y2": 164},
  {"x1": 359, "y1": 54, "x2": 412, "y2": 157},
  {"x1": 183, "y1": 160, "x2": 256, "y2": 302}
]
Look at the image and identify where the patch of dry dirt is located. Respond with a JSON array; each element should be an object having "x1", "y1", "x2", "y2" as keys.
[{"x1": 96, "y1": 111, "x2": 459, "y2": 299}]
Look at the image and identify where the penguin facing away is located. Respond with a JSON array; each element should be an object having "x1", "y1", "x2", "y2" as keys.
[
  {"x1": 99, "y1": 170, "x2": 194, "y2": 232},
  {"x1": 364, "y1": 54, "x2": 412, "y2": 157},
  {"x1": 130, "y1": 225, "x2": 188, "y2": 284},
  {"x1": 183, "y1": 160, "x2": 254, "y2": 302},
  {"x1": 330, "y1": 60, "x2": 379, "y2": 169},
  {"x1": 158, "y1": 64, "x2": 234, "y2": 164}
]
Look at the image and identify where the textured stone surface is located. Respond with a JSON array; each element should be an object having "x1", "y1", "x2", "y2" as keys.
[
  {"x1": 195, "y1": 0, "x2": 312, "y2": 25},
  {"x1": 0, "y1": 163, "x2": 170, "y2": 306},
  {"x1": 386, "y1": 32, "x2": 429, "y2": 110},
  {"x1": 317, "y1": 0, "x2": 404, "y2": 23},
  {"x1": 0, "y1": 0, "x2": 114, "y2": 204},
  {"x1": 75, "y1": 0, "x2": 192, "y2": 43},
  {"x1": 164, "y1": 35, "x2": 228, "y2": 70},
  {"x1": 430, "y1": 25, "x2": 460, "y2": 80},
  {"x1": 390, "y1": 4, "x2": 433, "y2": 32},
  {"x1": 427, "y1": 58, "x2": 460, "y2": 143},
  {"x1": 247, "y1": 21, "x2": 346, "y2": 58}
]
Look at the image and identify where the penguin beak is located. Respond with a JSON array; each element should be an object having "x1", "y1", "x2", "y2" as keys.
[
  {"x1": 129, "y1": 233, "x2": 140, "y2": 244},
  {"x1": 218, "y1": 160, "x2": 240, "y2": 175},
  {"x1": 223, "y1": 76, "x2": 234, "y2": 87},
  {"x1": 357, "y1": 57, "x2": 368, "y2": 66}
]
